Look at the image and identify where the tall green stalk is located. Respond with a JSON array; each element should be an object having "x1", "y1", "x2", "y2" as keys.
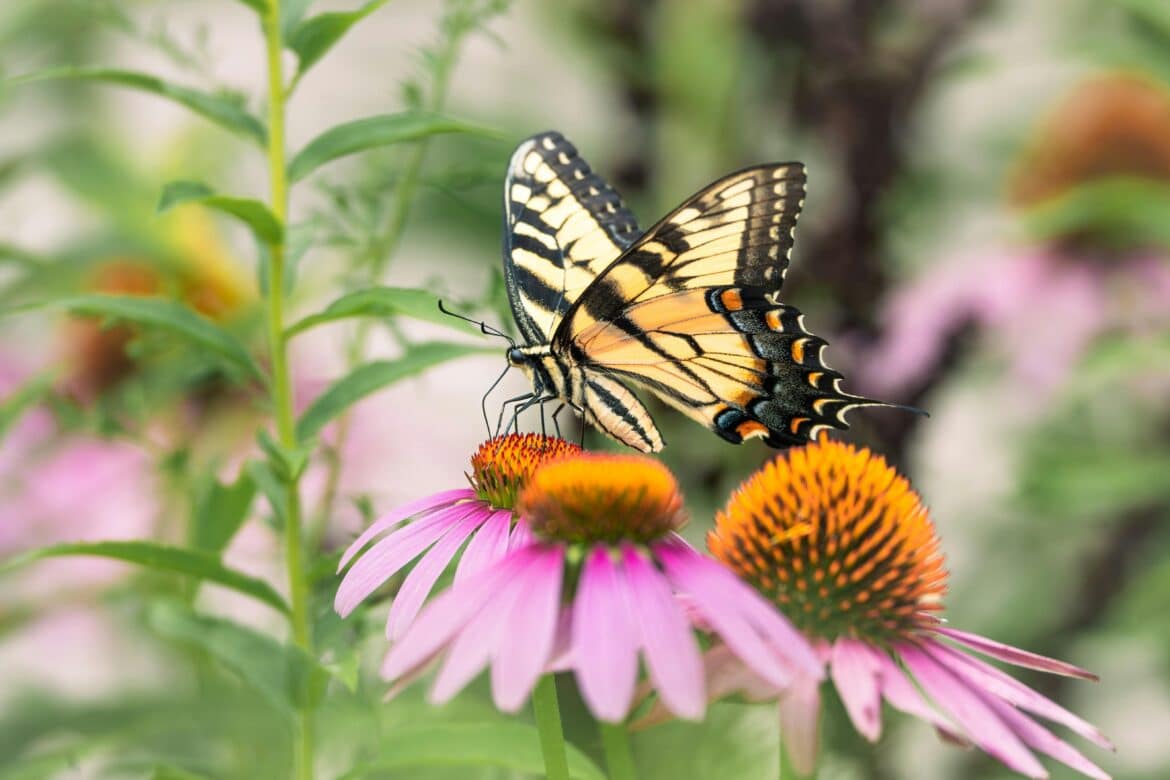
[
  {"x1": 600, "y1": 721, "x2": 637, "y2": 780},
  {"x1": 531, "y1": 675, "x2": 570, "y2": 780},
  {"x1": 262, "y1": 3, "x2": 315, "y2": 779}
]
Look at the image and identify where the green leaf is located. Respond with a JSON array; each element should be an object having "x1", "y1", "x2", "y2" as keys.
[
  {"x1": 247, "y1": 459, "x2": 289, "y2": 528},
  {"x1": 158, "y1": 181, "x2": 283, "y2": 245},
  {"x1": 0, "y1": 373, "x2": 53, "y2": 441},
  {"x1": 256, "y1": 429, "x2": 310, "y2": 482},
  {"x1": 7, "y1": 68, "x2": 266, "y2": 145},
  {"x1": 287, "y1": 112, "x2": 500, "y2": 182},
  {"x1": 0, "y1": 542, "x2": 288, "y2": 615},
  {"x1": 190, "y1": 471, "x2": 257, "y2": 555},
  {"x1": 234, "y1": 0, "x2": 269, "y2": 13},
  {"x1": 4, "y1": 295, "x2": 263, "y2": 380},
  {"x1": 1023, "y1": 177, "x2": 1170, "y2": 249},
  {"x1": 338, "y1": 722, "x2": 606, "y2": 780},
  {"x1": 287, "y1": 0, "x2": 392, "y2": 83},
  {"x1": 147, "y1": 601, "x2": 326, "y2": 717},
  {"x1": 296, "y1": 342, "x2": 490, "y2": 442},
  {"x1": 285, "y1": 286, "x2": 480, "y2": 338}
]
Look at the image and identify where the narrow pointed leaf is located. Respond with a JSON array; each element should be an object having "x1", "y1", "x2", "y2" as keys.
[
  {"x1": 338, "y1": 722, "x2": 606, "y2": 780},
  {"x1": 147, "y1": 602, "x2": 326, "y2": 717},
  {"x1": 7, "y1": 68, "x2": 266, "y2": 145},
  {"x1": 287, "y1": 112, "x2": 500, "y2": 182},
  {"x1": 190, "y1": 471, "x2": 257, "y2": 554},
  {"x1": 284, "y1": 286, "x2": 479, "y2": 338},
  {"x1": 158, "y1": 181, "x2": 283, "y2": 245},
  {"x1": 296, "y1": 342, "x2": 489, "y2": 442},
  {"x1": 287, "y1": 0, "x2": 392, "y2": 82},
  {"x1": 4, "y1": 295, "x2": 262, "y2": 380},
  {"x1": 0, "y1": 542, "x2": 289, "y2": 614}
]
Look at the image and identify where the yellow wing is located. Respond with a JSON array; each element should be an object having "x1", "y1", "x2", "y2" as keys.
[
  {"x1": 502, "y1": 132, "x2": 640, "y2": 345},
  {"x1": 557, "y1": 165, "x2": 888, "y2": 446}
]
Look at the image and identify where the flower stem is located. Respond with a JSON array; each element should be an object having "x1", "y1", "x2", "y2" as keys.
[
  {"x1": 262, "y1": 3, "x2": 314, "y2": 779},
  {"x1": 531, "y1": 675, "x2": 570, "y2": 780},
  {"x1": 599, "y1": 721, "x2": 637, "y2": 780}
]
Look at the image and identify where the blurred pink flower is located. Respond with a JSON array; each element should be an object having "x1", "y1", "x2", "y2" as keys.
[{"x1": 859, "y1": 250, "x2": 1170, "y2": 399}]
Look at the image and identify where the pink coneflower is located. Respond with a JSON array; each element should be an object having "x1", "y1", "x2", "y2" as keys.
[
  {"x1": 377, "y1": 453, "x2": 823, "y2": 722},
  {"x1": 703, "y1": 438, "x2": 1113, "y2": 779},
  {"x1": 334, "y1": 433, "x2": 580, "y2": 639}
]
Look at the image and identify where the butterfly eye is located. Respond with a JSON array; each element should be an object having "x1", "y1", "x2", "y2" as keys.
[{"x1": 506, "y1": 347, "x2": 526, "y2": 366}]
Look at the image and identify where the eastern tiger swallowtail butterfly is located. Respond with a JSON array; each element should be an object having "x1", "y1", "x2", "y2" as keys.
[{"x1": 500, "y1": 131, "x2": 893, "y2": 453}]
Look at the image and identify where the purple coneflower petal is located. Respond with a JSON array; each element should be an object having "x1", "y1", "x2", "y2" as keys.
[
  {"x1": 622, "y1": 544, "x2": 704, "y2": 720},
  {"x1": 862, "y1": 644, "x2": 961, "y2": 740},
  {"x1": 926, "y1": 640, "x2": 1112, "y2": 750},
  {"x1": 658, "y1": 537, "x2": 822, "y2": 678},
  {"x1": 430, "y1": 568, "x2": 526, "y2": 704},
  {"x1": 778, "y1": 675, "x2": 822, "y2": 776},
  {"x1": 658, "y1": 541, "x2": 793, "y2": 690},
  {"x1": 335, "y1": 505, "x2": 467, "y2": 617},
  {"x1": 380, "y1": 553, "x2": 527, "y2": 680},
  {"x1": 934, "y1": 626, "x2": 1097, "y2": 680},
  {"x1": 507, "y1": 519, "x2": 536, "y2": 550},
  {"x1": 831, "y1": 638, "x2": 883, "y2": 742},
  {"x1": 572, "y1": 547, "x2": 639, "y2": 722},
  {"x1": 547, "y1": 606, "x2": 574, "y2": 672},
  {"x1": 385, "y1": 508, "x2": 487, "y2": 640},
  {"x1": 985, "y1": 694, "x2": 1111, "y2": 780},
  {"x1": 454, "y1": 509, "x2": 512, "y2": 584},
  {"x1": 900, "y1": 643, "x2": 1047, "y2": 779},
  {"x1": 339, "y1": 488, "x2": 473, "y2": 569},
  {"x1": 492, "y1": 545, "x2": 565, "y2": 712}
]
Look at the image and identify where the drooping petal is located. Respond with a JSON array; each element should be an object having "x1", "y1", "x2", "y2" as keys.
[
  {"x1": 778, "y1": 675, "x2": 822, "y2": 776},
  {"x1": 863, "y1": 644, "x2": 962, "y2": 741},
  {"x1": 984, "y1": 693, "x2": 1111, "y2": 780},
  {"x1": 385, "y1": 507, "x2": 487, "y2": 640},
  {"x1": 547, "y1": 606, "x2": 574, "y2": 672},
  {"x1": 899, "y1": 643, "x2": 1047, "y2": 779},
  {"x1": 622, "y1": 544, "x2": 705, "y2": 720},
  {"x1": 933, "y1": 626, "x2": 1097, "y2": 680},
  {"x1": 429, "y1": 566, "x2": 527, "y2": 704},
  {"x1": 659, "y1": 537, "x2": 822, "y2": 679},
  {"x1": 454, "y1": 509, "x2": 512, "y2": 583},
  {"x1": 492, "y1": 545, "x2": 565, "y2": 712},
  {"x1": 508, "y1": 519, "x2": 535, "y2": 550},
  {"x1": 830, "y1": 638, "x2": 883, "y2": 742},
  {"x1": 572, "y1": 547, "x2": 639, "y2": 722},
  {"x1": 380, "y1": 551, "x2": 529, "y2": 681},
  {"x1": 335, "y1": 505, "x2": 466, "y2": 617},
  {"x1": 925, "y1": 639, "x2": 1113, "y2": 750},
  {"x1": 658, "y1": 540, "x2": 794, "y2": 690},
  {"x1": 339, "y1": 488, "x2": 474, "y2": 569}
]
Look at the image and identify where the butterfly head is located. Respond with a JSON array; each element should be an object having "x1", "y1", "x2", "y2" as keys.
[{"x1": 506, "y1": 346, "x2": 529, "y2": 368}]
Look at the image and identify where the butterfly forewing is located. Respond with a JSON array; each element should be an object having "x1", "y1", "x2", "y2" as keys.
[{"x1": 502, "y1": 131, "x2": 641, "y2": 345}]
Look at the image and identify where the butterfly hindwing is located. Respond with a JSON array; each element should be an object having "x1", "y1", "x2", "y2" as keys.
[
  {"x1": 502, "y1": 131, "x2": 641, "y2": 345},
  {"x1": 559, "y1": 163, "x2": 884, "y2": 447}
]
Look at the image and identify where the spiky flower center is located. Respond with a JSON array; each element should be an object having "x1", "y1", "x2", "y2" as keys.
[
  {"x1": 469, "y1": 434, "x2": 581, "y2": 509},
  {"x1": 517, "y1": 454, "x2": 687, "y2": 544},
  {"x1": 708, "y1": 438, "x2": 947, "y2": 643}
]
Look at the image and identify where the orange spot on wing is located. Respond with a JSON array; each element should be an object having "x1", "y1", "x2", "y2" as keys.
[
  {"x1": 720, "y1": 288, "x2": 744, "y2": 312},
  {"x1": 736, "y1": 420, "x2": 769, "y2": 439},
  {"x1": 765, "y1": 310, "x2": 783, "y2": 331},
  {"x1": 789, "y1": 417, "x2": 810, "y2": 434},
  {"x1": 807, "y1": 371, "x2": 823, "y2": 387},
  {"x1": 791, "y1": 338, "x2": 807, "y2": 363}
]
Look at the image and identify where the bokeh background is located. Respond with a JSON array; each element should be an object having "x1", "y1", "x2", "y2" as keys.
[{"x1": 2, "y1": 0, "x2": 1169, "y2": 778}]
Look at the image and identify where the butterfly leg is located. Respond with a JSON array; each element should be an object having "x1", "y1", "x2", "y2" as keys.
[
  {"x1": 494, "y1": 392, "x2": 535, "y2": 438},
  {"x1": 480, "y1": 362, "x2": 513, "y2": 438},
  {"x1": 550, "y1": 403, "x2": 566, "y2": 438}
]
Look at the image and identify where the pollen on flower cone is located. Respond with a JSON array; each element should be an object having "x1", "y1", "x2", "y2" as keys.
[
  {"x1": 469, "y1": 433, "x2": 581, "y2": 509},
  {"x1": 709, "y1": 437, "x2": 947, "y2": 642}
]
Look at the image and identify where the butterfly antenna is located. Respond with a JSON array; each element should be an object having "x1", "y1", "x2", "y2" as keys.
[{"x1": 437, "y1": 299, "x2": 515, "y2": 345}]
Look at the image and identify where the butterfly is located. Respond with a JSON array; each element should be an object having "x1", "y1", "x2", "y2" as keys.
[{"x1": 499, "y1": 131, "x2": 893, "y2": 453}]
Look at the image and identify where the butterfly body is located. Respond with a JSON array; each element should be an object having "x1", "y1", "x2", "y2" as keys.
[{"x1": 501, "y1": 131, "x2": 888, "y2": 453}]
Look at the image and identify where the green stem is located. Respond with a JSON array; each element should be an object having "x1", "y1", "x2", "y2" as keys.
[
  {"x1": 599, "y1": 721, "x2": 637, "y2": 780},
  {"x1": 531, "y1": 676, "x2": 570, "y2": 780},
  {"x1": 262, "y1": 4, "x2": 314, "y2": 779}
]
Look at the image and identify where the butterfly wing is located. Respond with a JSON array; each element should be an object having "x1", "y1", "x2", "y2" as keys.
[
  {"x1": 557, "y1": 164, "x2": 886, "y2": 446},
  {"x1": 502, "y1": 131, "x2": 641, "y2": 345}
]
